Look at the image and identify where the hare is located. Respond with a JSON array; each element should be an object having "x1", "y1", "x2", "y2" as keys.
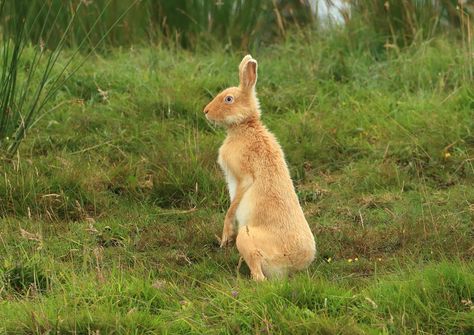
[{"x1": 203, "y1": 55, "x2": 316, "y2": 280}]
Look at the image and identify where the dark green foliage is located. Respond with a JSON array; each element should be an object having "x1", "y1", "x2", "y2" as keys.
[
  {"x1": 0, "y1": 0, "x2": 315, "y2": 50},
  {"x1": 2, "y1": 0, "x2": 470, "y2": 52},
  {"x1": 350, "y1": 0, "x2": 472, "y2": 49}
]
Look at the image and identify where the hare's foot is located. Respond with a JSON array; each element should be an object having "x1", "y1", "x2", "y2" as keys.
[{"x1": 251, "y1": 272, "x2": 267, "y2": 282}]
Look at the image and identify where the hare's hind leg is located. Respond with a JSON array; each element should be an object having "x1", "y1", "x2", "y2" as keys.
[
  {"x1": 236, "y1": 225, "x2": 290, "y2": 280},
  {"x1": 236, "y1": 226, "x2": 266, "y2": 281}
]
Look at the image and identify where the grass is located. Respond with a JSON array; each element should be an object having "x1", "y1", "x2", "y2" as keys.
[{"x1": 0, "y1": 28, "x2": 473, "y2": 333}]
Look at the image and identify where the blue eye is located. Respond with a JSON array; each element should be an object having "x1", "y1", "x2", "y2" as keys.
[{"x1": 224, "y1": 95, "x2": 234, "y2": 104}]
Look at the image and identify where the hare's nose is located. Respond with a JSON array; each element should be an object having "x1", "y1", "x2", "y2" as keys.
[{"x1": 204, "y1": 109, "x2": 209, "y2": 114}]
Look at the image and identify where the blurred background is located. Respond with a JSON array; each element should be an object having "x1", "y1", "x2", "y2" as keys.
[{"x1": 1, "y1": 0, "x2": 472, "y2": 51}]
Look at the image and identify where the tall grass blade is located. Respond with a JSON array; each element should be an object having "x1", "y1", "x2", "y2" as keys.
[{"x1": 0, "y1": 0, "x2": 139, "y2": 157}]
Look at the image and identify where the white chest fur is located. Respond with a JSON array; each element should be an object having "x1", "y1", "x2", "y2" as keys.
[
  {"x1": 218, "y1": 153, "x2": 252, "y2": 228},
  {"x1": 218, "y1": 155, "x2": 237, "y2": 201}
]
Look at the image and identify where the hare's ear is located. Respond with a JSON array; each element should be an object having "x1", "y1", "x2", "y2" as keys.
[
  {"x1": 239, "y1": 55, "x2": 253, "y2": 80},
  {"x1": 239, "y1": 55, "x2": 258, "y2": 91}
]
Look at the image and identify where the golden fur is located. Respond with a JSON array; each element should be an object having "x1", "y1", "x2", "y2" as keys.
[{"x1": 203, "y1": 55, "x2": 316, "y2": 280}]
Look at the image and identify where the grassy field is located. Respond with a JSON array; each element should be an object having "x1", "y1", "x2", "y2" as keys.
[{"x1": 0, "y1": 29, "x2": 473, "y2": 333}]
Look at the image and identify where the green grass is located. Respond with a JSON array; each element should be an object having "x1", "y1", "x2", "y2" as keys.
[{"x1": 0, "y1": 29, "x2": 473, "y2": 333}]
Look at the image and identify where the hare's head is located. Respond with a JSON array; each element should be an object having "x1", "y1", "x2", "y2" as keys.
[{"x1": 204, "y1": 55, "x2": 260, "y2": 126}]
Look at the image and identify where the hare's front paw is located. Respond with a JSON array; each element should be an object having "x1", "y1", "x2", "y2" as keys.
[
  {"x1": 220, "y1": 226, "x2": 236, "y2": 248},
  {"x1": 219, "y1": 217, "x2": 236, "y2": 248},
  {"x1": 220, "y1": 232, "x2": 235, "y2": 248}
]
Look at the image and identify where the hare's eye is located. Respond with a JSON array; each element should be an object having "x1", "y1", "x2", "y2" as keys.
[{"x1": 224, "y1": 95, "x2": 234, "y2": 104}]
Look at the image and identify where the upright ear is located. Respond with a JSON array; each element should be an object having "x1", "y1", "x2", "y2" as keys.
[{"x1": 239, "y1": 55, "x2": 258, "y2": 91}]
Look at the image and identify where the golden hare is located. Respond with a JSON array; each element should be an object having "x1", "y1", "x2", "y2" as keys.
[{"x1": 204, "y1": 55, "x2": 316, "y2": 280}]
